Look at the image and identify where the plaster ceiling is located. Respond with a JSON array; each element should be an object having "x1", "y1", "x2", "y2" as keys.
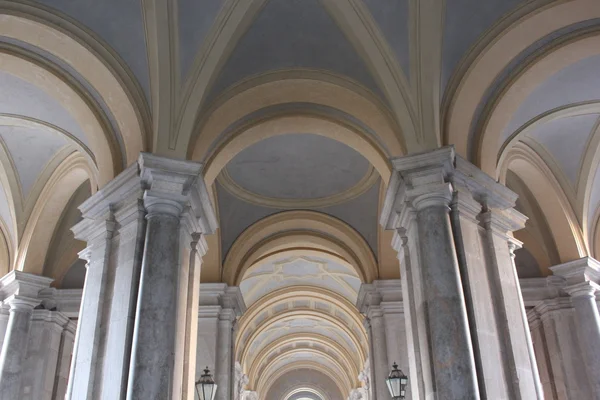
[
  {"x1": 207, "y1": 0, "x2": 384, "y2": 102},
  {"x1": 216, "y1": 176, "x2": 380, "y2": 260},
  {"x1": 361, "y1": 0, "x2": 410, "y2": 77},
  {"x1": 0, "y1": 125, "x2": 68, "y2": 199},
  {"x1": 266, "y1": 369, "x2": 342, "y2": 400},
  {"x1": 0, "y1": 184, "x2": 13, "y2": 239},
  {"x1": 36, "y1": 0, "x2": 150, "y2": 99},
  {"x1": 526, "y1": 114, "x2": 599, "y2": 187},
  {"x1": 442, "y1": 0, "x2": 527, "y2": 88},
  {"x1": 178, "y1": 0, "x2": 224, "y2": 80},
  {"x1": 223, "y1": 133, "x2": 371, "y2": 200},
  {"x1": 503, "y1": 54, "x2": 600, "y2": 141},
  {"x1": 0, "y1": 71, "x2": 87, "y2": 146},
  {"x1": 588, "y1": 167, "x2": 600, "y2": 230},
  {"x1": 240, "y1": 254, "x2": 361, "y2": 306}
]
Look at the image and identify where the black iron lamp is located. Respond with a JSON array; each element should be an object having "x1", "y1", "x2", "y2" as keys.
[
  {"x1": 386, "y1": 362, "x2": 408, "y2": 399},
  {"x1": 195, "y1": 367, "x2": 217, "y2": 400}
]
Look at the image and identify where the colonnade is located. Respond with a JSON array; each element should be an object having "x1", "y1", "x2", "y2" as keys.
[{"x1": 0, "y1": 149, "x2": 597, "y2": 399}]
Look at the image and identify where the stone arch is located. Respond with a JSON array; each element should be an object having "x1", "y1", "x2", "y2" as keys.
[
  {"x1": 499, "y1": 142, "x2": 588, "y2": 263},
  {"x1": 262, "y1": 365, "x2": 345, "y2": 400},
  {"x1": 0, "y1": 8, "x2": 148, "y2": 172},
  {"x1": 222, "y1": 211, "x2": 378, "y2": 285},
  {"x1": 257, "y1": 349, "x2": 352, "y2": 397},
  {"x1": 475, "y1": 30, "x2": 600, "y2": 175},
  {"x1": 177, "y1": 0, "x2": 415, "y2": 157},
  {"x1": 202, "y1": 114, "x2": 391, "y2": 187},
  {"x1": 16, "y1": 153, "x2": 95, "y2": 274},
  {"x1": 189, "y1": 70, "x2": 404, "y2": 163},
  {"x1": 444, "y1": 0, "x2": 600, "y2": 163}
]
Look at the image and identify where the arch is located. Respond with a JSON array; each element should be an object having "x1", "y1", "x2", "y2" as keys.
[
  {"x1": 444, "y1": 0, "x2": 600, "y2": 162},
  {"x1": 223, "y1": 211, "x2": 378, "y2": 285},
  {"x1": 497, "y1": 102, "x2": 600, "y2": 180},
  {"x1": 476, "y1": 30, "x2": 600, "y2": 175},
  {"x1": 189, "y1": 71, "x2": 404, "y2": 162},
  {"x1": 177, "y1": 0, "x2": 415, "y2": 158},
  {"x1": 284, "y1": 387, "x2": 327, "y2": 400},
  {"x1": 16, "y1": 152, "x2": 94, "y2": 274},
  {"x1": 248, "y1": 333, "x2": 359, "y2": 388},
  {"x1": 0, "y1": 8, "x2": 148, "y2": 167},
  {"x1": 239, "y1": 309, "x2": 365, "y2": 368},
  {"x1": 260, "y1": 363, "x2": 347, "y2": 400},
  {"x1": 256, "y1": 348, "x2": 353, "y2": 397},
  {"x1": 201, "y1": 113, "x2": 391, "y2": 187},
  {"x1": 499, "y1": 142, "x2": 588, "y2": 262},
  {"x1": 0, "y1": 49, "x2": 114, "y2": 185},
  {"x1": 235, "y1": 286, "x2": 368, "y2": 373}
]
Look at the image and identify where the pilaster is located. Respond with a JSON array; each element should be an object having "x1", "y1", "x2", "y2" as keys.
[
  {"x1": 357, "y1": 280, "x2": 408, "y2": 400},
  {"x1": 0, "y1": 271, "x2": 53, "y2": 400},
  {"x1": 197, "y1": 284, "x2": 246, "y2": 400},
  {"x1": 551, "y1": 257, "x2": 600, "y2": 399}
]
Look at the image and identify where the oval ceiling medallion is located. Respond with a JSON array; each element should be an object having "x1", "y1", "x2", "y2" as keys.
[
  {"x1": 217, "y1": 133, "x2": 379, "y2": 208},
  {"x1": 217, "y1": 165, "x2": 378, "y2": 209}
]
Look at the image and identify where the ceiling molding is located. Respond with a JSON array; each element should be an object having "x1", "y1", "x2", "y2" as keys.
[
  {"x1": 16, "y1": 152, "x2": 93, "y2": 274},
  {"x1": 258, "y1": 362, "x2": 347, "y2": 400},
  {"x1": 474, "y1": 27, "x2": 600, "y2": 175},
  {"x1": 217, "y1": 164, "x2": 378, "y2": 209},
  {"x1": 443, "y1": 0, "x2": 600, "y2": 162},
  {"x1": 499, "y1": 142, "x2": 588, "y2": 262},
  {"x1": 257, "y1": 351, "x2": 352, "y2": 397},
  {"x1": 320, "y1": 0, "x2": 418, "y2": 151},
  {"x1": 222, "y1": 210, "x2": 377, "y2": 285},
  {"x1": 189, "y1": 70, "x2": 404, "y2": 163},
  {"x1": 247, "y1": 333, "x2": 359, "y2": 392},
  {"x1": 0, "y1": 9, "x2": 149, "y2": 169}
]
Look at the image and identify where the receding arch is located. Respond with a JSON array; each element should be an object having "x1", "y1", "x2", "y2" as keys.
[
  {"x1": 16, "y1": 152, "x2": 95, "y2": 274},
  {"x1": 444, "y1": 0, "x2": 600, "y2": 162},
  {"x1": 189, "y1": 71, "x2": 404, "y2": 162},
  {"x1": 0, "y1": 49, "x2": 115, "y2": 185},
  {"x1": 476, "y1": 30, "x2": 600, "y2": 175},
  {"x1": 260, "y1": 363, "x2": 346, "y2": 400},
  {"x1": 177, "y1": 0, "x2": 415, "y2": 157},
  {"x1": 249, "y1": 333, "x2": 358, "y2": 386},
  {"x1": 499, "y1": 142, "x2": 588, "y2": 263},
  {"x1": 0, "y1": 9, "x2": 148, "y2": 167},
  {"x1": 256, "y1": 348, "x2": 353, "y2": 396},
  {"x1": 202, "y1": 114, "x2": 391, "y2": 186},
  {"x1": 223, "y1": 211, "x2": 377, "y2": 285}
]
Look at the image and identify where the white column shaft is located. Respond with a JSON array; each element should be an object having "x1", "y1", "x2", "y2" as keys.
[
  {"x1": 0, "y1": 301, "x2": 35, "y2": 399},
  {"x1": 215, "y1": 316, "x2": 233, "y2": 400},
  {"x1": 369, "y1": 313, "x2": 390, "y2": 400},
  {"x1": 572, "y1": 292, "x2": 600, "y2": 398}
]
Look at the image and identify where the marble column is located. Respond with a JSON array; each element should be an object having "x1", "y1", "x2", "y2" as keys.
[
  {"x1": 381, "y1": 146, "x2": 543, "y2": 399},
  {"x1": 0, "y1": 272, "x2": 53, "y2": 400},
  {"x1": 127, "y1": 154, "x2": 218, "y2": 400},
  {"x1": 358, "y1": 280, "x2": 409, "y2": 400},
  {"x1": 66, "y1": 153, "x2": 217, "y2": 400},
  {"x1": 551, "y1": 257, "x2": 600, "y2": 399},
  {"x1": 196, "y1": 284, "x2": 246, "y2": 400}
]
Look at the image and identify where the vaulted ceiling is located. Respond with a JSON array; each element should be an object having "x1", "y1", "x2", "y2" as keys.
[{"x1": 2, "y1": 0, "x2": 600, "y2": 395}]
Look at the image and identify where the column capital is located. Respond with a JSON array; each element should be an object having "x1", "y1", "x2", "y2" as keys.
[
  {"x1": 357, "y1": 280, "x2": 402, "y2": 316},
  {"x1": 381, "y1": 146, "x2": 522, "y2": 231},
  {"x1": 0, "y1": 271, "x2": 53, "y2": 301},
  {"x1": 199, "y1": 283, "x2": 247, "y2": 317},
  {"x1": 2, "y1": 295, "x2": 40, "y2": 311},
  {"x1": 550, "y1": 257, "x2": 600, "y2": 297},
  {"x1": 139, "y1": 153, "x2": 218, "y2": 234}
]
